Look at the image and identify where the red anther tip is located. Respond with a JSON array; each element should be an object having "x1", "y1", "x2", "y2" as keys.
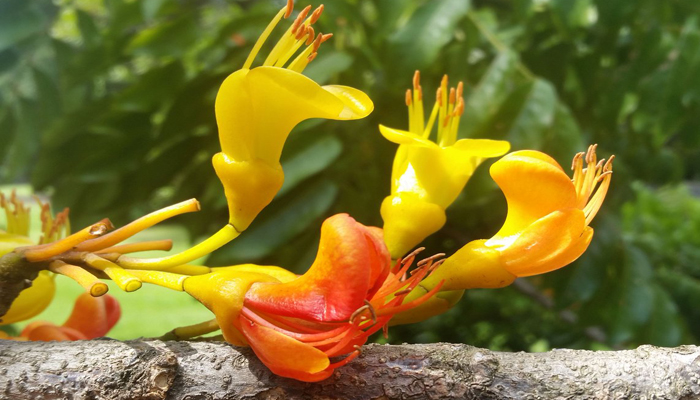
[
  {"x1": 413, "y1": 70, "x2": 420, "y2": 90},
  {"x1": 295, "y1": 25, "x2": 308, "y2": 40},
  {"x1": 284, "y1": 0, "x2": 294, "y2": 18},
  {"x1": 436, "y1": 87, "x2": 443, "y2": 106},
  {"x1": 320, "y1": 33, "x2": 333, "y2": 43},
  {"x1": 307, "y1": 52, "x2": 318, "y2": 62},
  {"x1": 456, "y1": 81, "x2": 464, "y2": 98},
  {"x1": 449, "y1": 87, "x2": 456, "y2": 104},
  {"x1": 405, "y1": 89, "x2": 412, "y2": 106}
]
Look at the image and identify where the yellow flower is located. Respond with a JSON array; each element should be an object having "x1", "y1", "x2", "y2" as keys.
[
  {"x1": 420, "y1": 146, "x2": 614, "y2": 292},
  {"x1": 214, "y1": 1, "x2": 373, "y2": 232},
  {"x1": 379, "y1": 72, "x2": 509, "y2": 259},
  {"x1": 0, "y1": 192, "x2": 59, "y2": 325}
]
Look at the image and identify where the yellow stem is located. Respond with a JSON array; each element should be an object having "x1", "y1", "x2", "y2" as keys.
[
  {"x1": 116, "y1": 225, "x2": 240, "y2": 270},
  {"x1": 83, "y1": 253, "x2": 142, "y2": 292},
  {"x1": 98, "y1": 240, "x2": 173, "y2": 255},
  {"x1": 167, "y1": 319, "x2": 221, "y2": 340},
  {"x1": 126, "y1": 270, "x2": 188, "y2": 291},
  {"x1": 23, "y1": 219, "x2": 112, "y2": 262},
  {"x1": 75, "y1": 199, "x2": 200, "y2": 252},
  {"x1": 49, "y1": 260, "x2": 109, "y2": 297}
]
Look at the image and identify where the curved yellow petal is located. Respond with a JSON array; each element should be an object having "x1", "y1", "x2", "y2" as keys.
[
  {"x1": 489, "y1": 150, "x2": 577, "y2": 241},
  {"x1": 0, "y1": 233, "x2": 33, "y2": 257},
  {"x1": 216, "y1": 66, "x2": 374, "y2": 165},
  {"x1": 451, "y1": 139, "x2": 510, "y2": 158},
  {"x1": 212, "y1": 264, "x2": 298, "y2": 283},
  {"x1": 420, "y1": 240, "x2": 516, "y2": 291},
  {"x1": 379, "y1": 125, "x2": 437, "y2": 148},
  {"x1": 1, "y1": 271, "x2": 56, "y2": 325},
  {"x1": 498, "y1": 208, "x2": 590, "y2": 277}
]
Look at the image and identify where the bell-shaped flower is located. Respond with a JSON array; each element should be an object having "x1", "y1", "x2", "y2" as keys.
[
  {"x1": 214, "y1": 1, "x2": 373, "y2": 232},
  {"x1": 380, "y1": 72, "x2": 509, "y2": 258},
  {"x1": 9, "y1": 293, "x2": 121, "y2": 341},
  {"x1": 419, "y1": 146, "x2": 614, "y2": 294},
  {"x1": 180, "y1": 213, "x2": 442, "y2": 382}
]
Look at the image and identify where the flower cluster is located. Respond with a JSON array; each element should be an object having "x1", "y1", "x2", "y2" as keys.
[{"x1": 0, "y1": 0, "x2": 614, "y2": 384}]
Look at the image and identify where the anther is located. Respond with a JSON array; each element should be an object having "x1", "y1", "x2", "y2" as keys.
[
  {"x1": 307, "y1": 52, "x2": 318, "y2": 62},
  {"x1": 312, "y1": 33, "x2": 324, "y2": 52},
  {"x1": 320, "y1": 33, "x2": 333, "y2": 43},
  {"x1": 597, "y1": 171, "x2": 613, "y2": 181},
  {"x1": 417, "y1": 253, "x2": 445, "y2": 267},
  {"x1": 436, "y1": 87, "x2": 443, "y2": 106},
  {"x1": 571, "y1": 152, "x2": 584, "y2": 170},
  {"x1": 310, "y1": 4, "x2": 324, "y2": 24},
  {"x1": 405, "y1": 89, "x2": 412, "y2": 106},
  {"x1": 403, "y1": 247, "x2": 425, "y2": 263},
  {"x1": 413, "y1": 70, "x2": 421, "y2": 90},
  {"x1": 295, "y1": 24, "x2": 308, "y2": 40},
  {"x1": 585, "y1": 144, "x2": 598, "y2": 164},
  {"x1": 441, "y1": 74, "x2": 448, "y2": 88},
  {"x1": 291, "y1": 5, "x2": 312, "y2": 34},
  {"x1": 456, "y1": 81, "x2": 464, "y2": 98},
  {"x1": 305, "y1": 26, "x2": 315, "y2": 45},
  {"x1": 449, "y1": 87, "x2": 456, "y2": 104},
  {"x1": 284, "y1": 0, "x2": 294, "y2": 18},
  {"x1": 454, "y1": 97, "x2": 465, "y2": 116},
  {"x1": 604, "y1": 155, "x2": 615, "y2": 171}
]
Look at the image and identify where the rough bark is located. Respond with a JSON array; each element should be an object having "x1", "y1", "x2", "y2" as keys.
[{"x1": 1, "y1": 340, "x2": 699, "y2": 399}]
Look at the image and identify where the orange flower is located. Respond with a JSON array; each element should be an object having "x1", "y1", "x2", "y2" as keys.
[
  {"x1": 183, "y1": 214, "x2": 442, "y2": 381},
  {"x1": 14, "y1": 293, "x2": 120, "y2": 341}
]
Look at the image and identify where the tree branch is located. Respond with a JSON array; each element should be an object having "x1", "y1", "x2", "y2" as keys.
[{"x1": 1, "y1": 340, "x2": 699, "y2": 399}]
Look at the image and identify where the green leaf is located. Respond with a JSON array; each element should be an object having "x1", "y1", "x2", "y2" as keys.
[
  {"x1": 115, "y1": 62, "x2": 186, "y2": 111},
  {"x1": 76, "y1": 9, "x2": 101, "y2": 47},
  {"x1": 278, "y1": 135, "x2": 343, "y2": 197},
  {"x1": 126, "y1": 15, "x2": 198, "y2": 57},
  {"x1": 462, "y1": 51, "x2": 519, "y2": 139},
  {"x1": 208, "y1": 180, "x2": 338, "y2": 265},
  {"x1": 388, "y1": 0, "x2": 470, "y2": 71},
  {"x1": 304, "y1": 51, "x2": 354, "y2": 85},
  {"x1": 0, "y1": 2, "x2": 50, "y2": 52},
  {"x1": 501, "y1": 79, "x2": 558, "y2": 149}
]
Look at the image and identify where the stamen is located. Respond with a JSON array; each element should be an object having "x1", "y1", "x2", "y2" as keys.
[
  {"x1": 243, "y1": 5, "x2": 289, "y2": 69},
  {"x1": 412, "y1": 71, "x2": 424, "y2": 134},
  {"x1": 405, "y1": 89, "x2": 412, "y2": 106},
  {"x1": 449, "y1": 87, "x2": 456, "y2": 105},
  {"x1": 307, "y1": 52, "x2": 317, "y2": 62},
  {"x1": 417, "y1": 253, "x2": 445, "y2": 267}
]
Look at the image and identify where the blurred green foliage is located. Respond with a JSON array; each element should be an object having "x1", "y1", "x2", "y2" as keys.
[{"x1": 2, "y1": 0, "x2": 700, "y2": 350}]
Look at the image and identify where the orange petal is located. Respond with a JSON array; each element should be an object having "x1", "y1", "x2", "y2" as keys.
[
  {"x1": 22, "y1": 322, "x2": 84, "y2": 341},
  {"x1": 62, "y1": 293, "x2": 120, "y2": 339},
  {"x1": 245, "y1": 214, "x2": 387, "y2": 321},
  {"x1": 239, "y1": 317, "x2": 330, "y2": 376},
  {"x1": 498, "y1": 209, "x2": 590, "y2": 277},
  {"x1": 489, "y1": 151, "x2": 577, "y2": 242}
]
